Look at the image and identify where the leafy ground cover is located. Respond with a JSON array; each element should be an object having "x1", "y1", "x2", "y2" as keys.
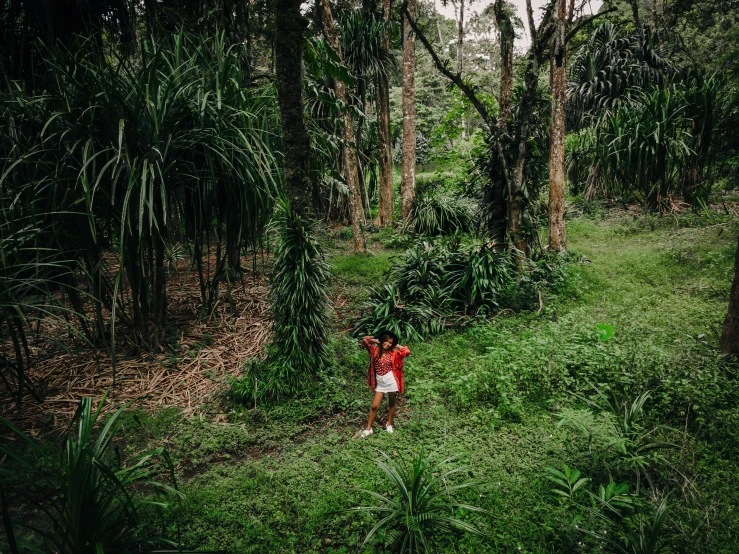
[
  {"x1": 4, "y1": 208, "x2": 737, "y2": 553},
  {"x1": 108, "y1": 209, "x2": 738, "y2": 553}
]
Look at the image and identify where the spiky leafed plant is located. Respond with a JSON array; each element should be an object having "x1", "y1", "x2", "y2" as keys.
[
  {"x1": 264, "y1": 199, "x2": 331, "y2": 396},
  {"x1": 0, "y1": 31, "x2": 278, "y2": 371},
  {"x1": 0, "y1": 393, "x2": 179, "y2": 553},
  {"x1": 404, "y1": 194, "x2": 474, "y2": 236},
  {"x1": 347, "y1": 449, "x2": 487, "y2": 553},
  {"x1": 446, "y1": 241, "x2": 514, "y2": 316},
  {"x1": 594, "y1": 85, "x2": 692, "y2": 208},
  {"x1": 568, "y1": 22, "x2": 671, "y2": 127}
]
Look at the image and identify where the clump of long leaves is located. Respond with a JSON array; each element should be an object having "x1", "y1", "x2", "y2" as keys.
[
  {"x1": 0, "y1": 30, "x2": 278, "y2": 371},
  {"x1": 404, "y1": 194, "x2": 475, "y2": 236},
  {"x1": 0, "y1": 393, "x2": 179, "y2": 553},
  {"x1": 594, "y1": 85, "x2": 692, "y2": 209},
  {"x1": 355, "y1": 239, "x2": 569, "y2": 340},
  {"x1": 558, "y1": 389, "x2": 677, "y2": 494},
  {"x1": 261, "y1": 200, "x2": 332, "y2": 398},
  {"x1": 446, "y1": 242, "x2": 513, "y2": 315},
  {"x1": 348, "y1": 449, "x2": 487, "y2": 553}
]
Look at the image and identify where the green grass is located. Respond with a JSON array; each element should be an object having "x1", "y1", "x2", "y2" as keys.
[
  {"x1": 125, "y1": 212, "x2": 739, "y2": 553},
  {"x1": 7, "y1": 211, "x2": 737, "y2": 553}
]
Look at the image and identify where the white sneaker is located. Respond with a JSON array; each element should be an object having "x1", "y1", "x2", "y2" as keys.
[
  {"x1": 386, "y1": 425, "x2": 394, "y2": 433},
  {"x1": 361, "y1": 429, "x2": 373, "y2": 438}
]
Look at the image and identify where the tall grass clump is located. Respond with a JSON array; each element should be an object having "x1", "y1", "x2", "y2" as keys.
[{"x1": 405, "y1": 194, "x2": 475, "y2": 236}]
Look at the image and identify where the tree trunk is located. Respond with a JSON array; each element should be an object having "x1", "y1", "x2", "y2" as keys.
[
  {"x1": 275, "y1": 0, "x2": 313, "y2": 217},
  {"x1": 401, "y1": 0, "x2": 417, "y2": 220},
  {"x1": 144, "y1": 0, "x2": 157, "y2": 40},
  {"x1": 318, "y1": 0, "x2": 366, "y2": 252},
  {"x1": 721, "y1": 235, "x2": 739, "y2": 354},
  {"x1": 490, "y1": 0, "x2": 514, "y2": 248},
  {"x1": 548, "y1": 0, "x2": 567, "y2": 252},
  {"x1": 456, "y1": 0, "x2": 465, "y2": 74},
  {"x1": 627, "y1": 0, "x2": 640, "y2": 26},
  {"x1": 375, "y1": 0, "x2": 394, "y2": 226}
]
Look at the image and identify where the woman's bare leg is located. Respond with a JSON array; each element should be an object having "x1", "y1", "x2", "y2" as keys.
[
  {"x1": 366, "y1": 392, "x2": 384, "y2": 430},
  {"x1": 387, "y1": 392, "x2": 397, "y2": 427}
]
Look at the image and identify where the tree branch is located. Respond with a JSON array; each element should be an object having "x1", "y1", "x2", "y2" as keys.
[
  {"x1": 401, "y1": 1, "x2": 494, "y2": 129},
  {"x1": 566, "y1": 7, "x2": 616, "y2": 43},
  {"x1": 526, "y1": 0, "x2": 537, "y2": 46}
]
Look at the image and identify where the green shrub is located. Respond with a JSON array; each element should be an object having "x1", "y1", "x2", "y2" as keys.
[
  {"x1": 347, "y1": 449, "x2": 486, "y2": 553},
  {"x1": 355, "y1": 239, "x2": 573, "y2": 340},
  {"x1": 404, "y1": 194, "x2": 475, "y2": 236},
  {"x1": 259, "y1": 200, "x2": 331, "y2": 399},
  {"x1": 0, "y1": 394, "x2": 178, "y2": 554}
]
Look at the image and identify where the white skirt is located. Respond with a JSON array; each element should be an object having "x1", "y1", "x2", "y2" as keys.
[{"x1": 375, "y1": 371, "x2": 398, "y2": 393}]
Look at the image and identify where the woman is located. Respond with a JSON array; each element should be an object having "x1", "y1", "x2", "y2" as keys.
[{"x1": 359, "y1": 331, "x2": 410, "y2": 437}]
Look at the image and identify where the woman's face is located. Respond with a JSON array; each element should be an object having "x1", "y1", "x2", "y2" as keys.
[{"x1": 381, "y1": 336, "x2": 394, "y2": 351}]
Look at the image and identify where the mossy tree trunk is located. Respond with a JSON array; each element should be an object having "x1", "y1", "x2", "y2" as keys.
[
  {"x1": 318, "y1": 0, "x2": 366, "y2": 252},
  {"x1": 547, "y1": 0, "x2": 568, "y2": 252},
  {"x1": 375, "y1": 0, "x2": 394, "y2": 226},
  {"x1": 401, "y1": 0, "x2": 417, "y2": 221},
  {"x1": 275, "y1": 0, "x2": 313, "y2": 217}
]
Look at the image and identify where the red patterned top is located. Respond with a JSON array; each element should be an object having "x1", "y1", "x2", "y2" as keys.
[
  {"x1": 374, "y1": 353, "x2": 393, "y2": 376},
  {"x1": 361, "y1": 336, "x2": 411, "y2": 394}
]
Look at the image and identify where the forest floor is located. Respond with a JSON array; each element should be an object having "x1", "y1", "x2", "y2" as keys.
[
  {"x1": 119, "y1": 202, "x2": 738, "y2": 553},
  {"x1": 4, "y1": 200, "x2": 739, "y2": 553}
]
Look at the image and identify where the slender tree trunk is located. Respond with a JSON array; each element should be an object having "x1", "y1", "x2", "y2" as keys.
[
  {"x1": 627, "y1": 0, "x2": 640, "y2": 26},
  {"x1": 548, "y1": 0, "x2": 567, "y2": 252},
  {"x1": 375, "y1": 0, "x2": 394, "y2": 226},
  {"x1": 318, "y1": 0, "x2": 366, "y2": 252},
  {"x1": 651, "y1": 0, "x2": 658, "y2": 32},
  {"x1": 722, "y1": 235, "x2": 739, "y2": 354},
  {"x1": 144, "y1": 0, "x2": 157, "y2": 40},
  {"x1": 275, "y1": 0, "x2": 313, "y2": 217},
  {"x1": 434, "y1": 0, "x2": 444, "y2": 44},
  {"x1": 508, "y1": 52, "x2": 541, "y2": 265},
  {"x1": 456, "y1": 0, "x2": 464, "y2": 74},
  {"x1": 401, "y1": 0, "x2": 417, "y2": 220},
  {"x1": 490, "y1": 0, "x2": 514, "y2": 248}
]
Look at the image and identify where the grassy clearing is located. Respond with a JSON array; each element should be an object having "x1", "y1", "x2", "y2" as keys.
[{"x1": 96, "y1": 213, "x2": 739, "y2": 552}]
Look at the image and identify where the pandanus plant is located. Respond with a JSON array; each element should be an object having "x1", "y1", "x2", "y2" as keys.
[{"x1": 0, "y1": 31, "x2": 279, "y2": 402}]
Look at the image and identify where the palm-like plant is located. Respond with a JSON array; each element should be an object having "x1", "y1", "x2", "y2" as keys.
[
  {"x1": 595, "y1": 85, "x2": 692, "y2": 208},
  {"x1": 568, "y1": 22, "x2": 671, "y2": 127},
  {"x1": 264, "y1": 199, "x2": 331, "y2": 396},
  {"x1": 0, "y1": 393, "x2": 178, "y2": 553},
  {"x1": 0, "y1": 31, "x2": 279, "y2": 390},
  {"x1": 348, "y1": 449, "x2": 487, "y2": 553},
  {"x1": 446, "y1": 241, "x2": 513, "y2": 316}
]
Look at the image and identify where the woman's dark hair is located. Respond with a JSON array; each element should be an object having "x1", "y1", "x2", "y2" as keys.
[{"x1": 373, "y1": 331, "x2": 399, "y2": 363}]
